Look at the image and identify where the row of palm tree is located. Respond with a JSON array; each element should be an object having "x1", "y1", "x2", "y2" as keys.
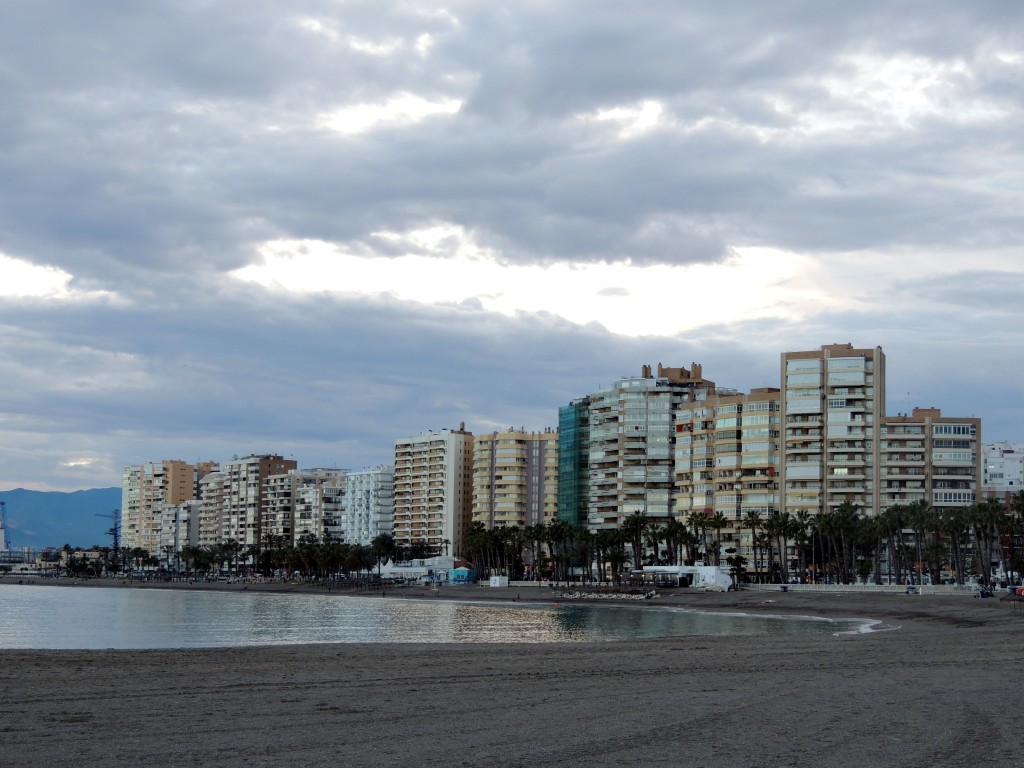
[
  {"x1": 464, "y1": 493, "x2": 1024, "y2": 586},
  {"x1": 741, "y1": 495, "x2": 1024, "y2": 586},
  {"x1": 461, "y1": 510, "x2": 741, "y2": 583},
  {"x1": 65, "y1": 492, "x2": 1024, "y2": 586}
]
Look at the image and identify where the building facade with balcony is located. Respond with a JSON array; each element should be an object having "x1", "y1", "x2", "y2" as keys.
[
  {"x1": 393, "y1": 426, "x2": 473, "y2": 556},
  {"x1": 471, "y1": 429, "x2": 558, "y2": 530},
  {"x1": 881, "y1": 408, "x2": 982, "y2": 511},
  {"x1": 582, "y1": 363, "x2": 716, "y2": 532},
  {"x1": 341, "y1": 465, "x2": 394, "y2": 546},
  {"x1": 779, "y1": 344, "x2": 886, "y2": 518}
]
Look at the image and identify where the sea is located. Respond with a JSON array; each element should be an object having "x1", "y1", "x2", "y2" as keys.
[{"x1": 0, "y1": 582, "x2": 868, "y2": 649}]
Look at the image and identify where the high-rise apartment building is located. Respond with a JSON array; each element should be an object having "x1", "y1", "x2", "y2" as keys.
[
  {"x1": 471, "y1": 429, "x2": 558, "y2": 529},
  {"x1": 780, "y1": 344, "x2": 886, "y2": 518},
  {"x1": 159, "y1": 500, "x2": 199, "y2": 565},
  {"x1": 674, "y1": 387, "x2": 781, "y2": 566},
  {"x1": 584, "y1": 363, "x2": 716, "y2": 531},
  {"x1": 557, "y1": 398, "x2": 590, "y2": 527},
  {"x1": 881, "y1": 408, "x2": 981, "y2": 510},
  {"x1": 197, "y1": 469, "x2": 225, "y2": 548},
  {"x1": 393, "y1": 426, "x2": 473, "y2": 555},
  {"x1": 292, "y1": 468, "x2": 347, "y2": 542},
  {"x1": 197, "y1": 454, "x2": 298, "y2": 555},
  {"x1": 121, "y1": 459, "x2": 200, "y2": 555},
  {"x1": 341, "y1": 465, "x2": 394, "y2": 545}
]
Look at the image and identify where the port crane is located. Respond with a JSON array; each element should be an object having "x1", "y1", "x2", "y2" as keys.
[{"x1": 0, "y1": 499, "x2": 8, "y2": 551}]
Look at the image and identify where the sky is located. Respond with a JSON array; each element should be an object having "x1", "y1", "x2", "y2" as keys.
[{"x1": 1, "y1": 1, "x2": 1023, "y2": 492}]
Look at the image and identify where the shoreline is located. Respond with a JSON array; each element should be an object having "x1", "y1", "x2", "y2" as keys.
[
  {"x1": 5, "y1": 572, "x2": 1015, "y2": 627},
  {"x1": 3, "y1": 578, "x2": 1022, "y2": 766}
]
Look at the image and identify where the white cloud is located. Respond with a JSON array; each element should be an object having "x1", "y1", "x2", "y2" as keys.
[
  {"x1": 0, "y1": 254, "x2": 74, "y2": 297},
  {"x1": 317, "y1": 93, "x2": 463, "y2": 135},
  {"x1": 579, "y1": 99, "x2": 665, "y2": 139},
  {"x1": 232, "y1": 231, "x2": 825, "y2": 336}
]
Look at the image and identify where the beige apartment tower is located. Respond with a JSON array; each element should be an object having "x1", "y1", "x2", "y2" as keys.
[
  {"x1": 674, "y1": 387, "x2": 781, "y2": 569},
  {"x1": 881, "y1": 407, "x2": 981, "y2": 510},
  {"x1": 393, "y1": 427, "x2": 473, "y2": 555},
  {"x1": 472, "y1": 429, "x2": 559, "y2": 529},
  {"x1": 780, "y1": 344, "x2": 885, "y2": 518}
]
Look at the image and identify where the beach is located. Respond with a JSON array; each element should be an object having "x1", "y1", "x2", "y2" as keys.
[{"x1": 1, "y1": 583, "x2": 1021, "y2": 767}]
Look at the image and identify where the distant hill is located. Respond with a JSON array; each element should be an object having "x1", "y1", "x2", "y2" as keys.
[{"x1": 0, "y1": 487, "x2": 122, "y2": 550}]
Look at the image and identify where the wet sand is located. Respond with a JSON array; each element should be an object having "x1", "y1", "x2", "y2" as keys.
[{"x1": 1, "y1": 583, "x2": 1022, "y2": 767}]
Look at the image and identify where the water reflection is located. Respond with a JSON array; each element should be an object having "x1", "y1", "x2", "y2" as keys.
[{"x1": 0, "y1": 583, "x2": 862, "y2": 649}]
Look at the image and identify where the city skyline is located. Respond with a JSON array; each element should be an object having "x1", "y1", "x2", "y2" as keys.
[{"x1": 2, "y1": 2, "x2": 1022, "y2": 491}]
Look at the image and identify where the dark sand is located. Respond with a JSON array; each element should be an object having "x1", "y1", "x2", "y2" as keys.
[{"x1": 2, "y1": 582, "x2": 1022, "y2": 767}]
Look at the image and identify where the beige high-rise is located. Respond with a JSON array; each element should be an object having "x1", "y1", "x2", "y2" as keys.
[
  {"x1": 674, "y1": 387, "x2": 781, "y2": 567},
  {"x1": 881, "y1": 408, "x2": 981, "y2": 510},
  {"x1": 780, "y1": 344, "x2": 885, "y2": 517},
  {"x1": 471, "y1": 429, "x2": 558, "y2": 529}
]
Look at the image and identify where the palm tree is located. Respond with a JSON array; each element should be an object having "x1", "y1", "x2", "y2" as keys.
[
  {"x1": 707, "y1": 512, "x2": 729, "y2": 567},
  {"x1": 546, "y1": 519, "x2": 575, "y2": 583},
  {"x1": 686, "y1": 511, "x2": 709, "y2": 564},
  {"x1": 662, "y1": 518, "x2": 687, "y2": 566},
  {"x1": 643, "y1": 522, "x2": 665, "y2": 566},
  {"x1": 619, "y1": 512, "x2": 648, "y2": 571},
  {"x1": 371, "y1": 533, "x2": 396, "y2": 577},
  {"x1": 741, "y1": 510, "x2": 763, "y2": 582}
]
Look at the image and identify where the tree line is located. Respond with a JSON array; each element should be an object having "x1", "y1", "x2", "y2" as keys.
[{"x1": 59, "y1": 493, "x2": 1024, "y2": 586}]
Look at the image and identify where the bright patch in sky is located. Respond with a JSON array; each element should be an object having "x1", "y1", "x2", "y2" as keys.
[
  {"x1": 581, "y1": 100, "x2": 665, "y2": 139},
  {"x1": 820, "y1": 53, "x2": 1005, "y2": 128},
  {"x1": 233, "y1": 231, "x2": 827, "y2": 336},
  {"x1": 0, "y1": 254, "x2": 73, "y2": 297},
  {"x1": 318, "y1": 93, "x2": 463, "y2": 134},
  {"x1": 61, "y1": 458, "x2": 95, "y2": 468}
]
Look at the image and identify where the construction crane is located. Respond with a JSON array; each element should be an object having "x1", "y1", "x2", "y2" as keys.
[
  {"x1": 96, "y1": 509, "x2": 121, "y2": 551},
  {"x1": 0, "y1": 499, "x2": 8, "y2": 551}
]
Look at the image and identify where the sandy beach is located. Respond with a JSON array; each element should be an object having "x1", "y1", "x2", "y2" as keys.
[{"x1": 1, "y1": 582, "x2": 1022, "y2": 767}]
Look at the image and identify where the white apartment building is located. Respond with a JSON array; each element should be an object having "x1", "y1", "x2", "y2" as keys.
[
  {"x1": 393, "y1": 426, "x2": 473, "y2": 555},
  {"x1": 159, "y1": 500, "x2": 199, "y2": 566},
  {"x1": 198, "y1": 470, "x2": 225, "y2": 548},
  {"x1": 983, "y1": 442, "x2": 1024, "y2": 500},
  {"x1": 121, "y1": 460, "x2": 198, "y2": 555},
  {"x1": 341, "y1": 465, "x2": 395, "y2": 545},
  {"x1": 196, "y1": 454, "x2": 297, "y2": 552},
  {"x1": 292, "y1": 468, "x2": 347, "y2": 542},
  {"x1": 587, "y1": 364, "x2": 715, "y2": 531},
  {"x1": 262, "y1": 468, "x2": 347, "y2": 544}
]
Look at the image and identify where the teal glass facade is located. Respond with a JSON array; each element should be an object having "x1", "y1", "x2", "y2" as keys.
[{"x1": 557, "y1": 398, "x2": 590, "y2": 527}]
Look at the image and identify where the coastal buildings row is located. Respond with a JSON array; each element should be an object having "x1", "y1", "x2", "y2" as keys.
[{"x1": 121, "y1": 342, "x2": 1001, "y2": 575}]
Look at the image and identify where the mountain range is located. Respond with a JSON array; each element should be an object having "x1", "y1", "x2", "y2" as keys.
[{"x1": 0, "y1": 487, "x2": 122, "y2": 550}]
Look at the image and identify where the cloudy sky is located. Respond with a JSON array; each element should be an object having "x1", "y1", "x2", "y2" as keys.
[{"x1": 2, "y1": 1, "x2": 1022, "y2": 491}]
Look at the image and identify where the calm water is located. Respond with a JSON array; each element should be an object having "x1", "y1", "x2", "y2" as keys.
[{"x1": 0, "y1": 583, "x2": 866, "y2": 649}]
